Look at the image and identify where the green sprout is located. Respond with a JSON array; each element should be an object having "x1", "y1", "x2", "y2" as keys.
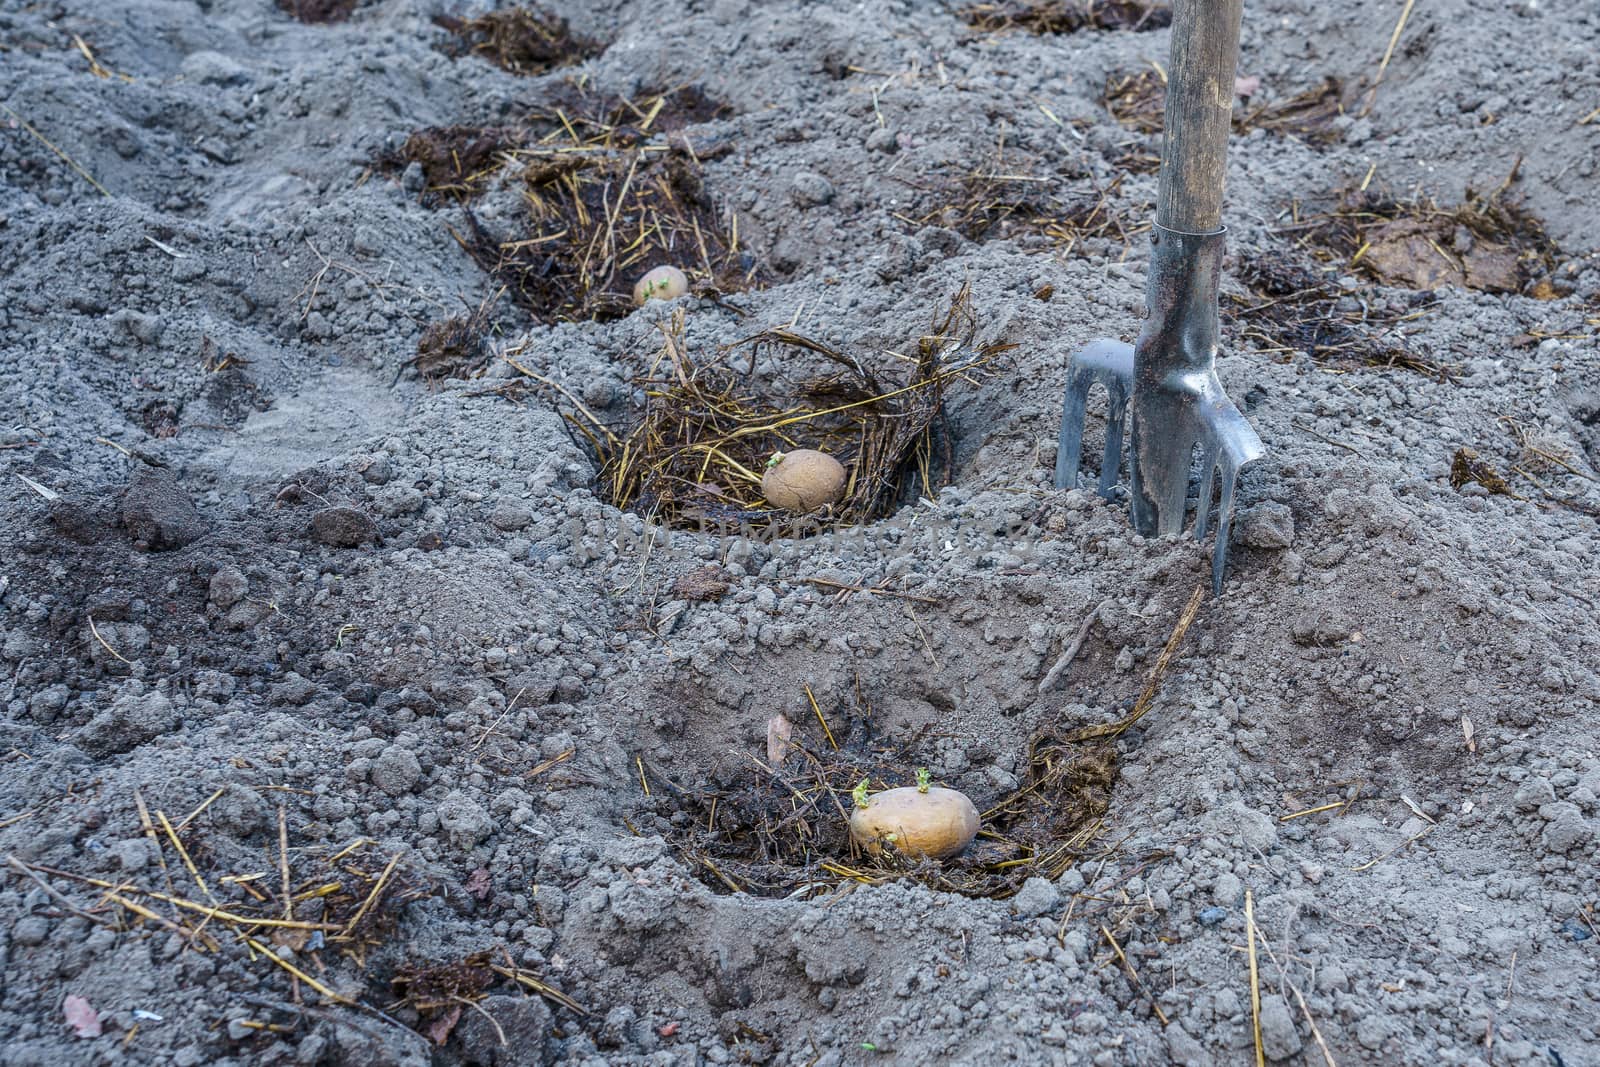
[
  {"x1": 852, "y1": 777, "x2": 871, "y2": 809},
  {"x1": 766, "y1": 451, "x2": 785, "y2": 469},
  {"x1": 916, "y1": 767, "x2": 931, "y2": 793}
]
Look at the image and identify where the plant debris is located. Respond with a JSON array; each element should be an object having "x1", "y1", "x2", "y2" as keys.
[
  {"x1": 277, "y1": 0, "x2": 357, "y2": 24},
  {"x1": 9, "y1": 807, "x2": 433, "y2": 1020},
  {"x1": 1450, "y1": 446, "x2": 1521, "y2": 498},
  {"x1": 1227, "y1": 168, "x2": 1564, "y2": 375},
  {"x1": 391, "y1": 948, "x2": 588, "y2": 1044},
  {"x1": 1297, "y1": 165, "x2": 1564, "y2": 297},
  {"x1": 388, "y1": 85, "x2": 751, "y2": 322},
  {"x1": 1105, "y1": 67, "x2": 1346, "y2": 144},
  {"x1": 1499, "y1": 415, "x2": 1593, "y2": 481},
  {"x1": 463, "y1": 146, "x2": 748, "y2": 322},
  {"x1": 518, "y1": 285, "x2": 1010, "y2": 535},
  {"x1": 434, "y1": 6, "x2": 601, "y2": 76},
  {"x1": 390, "y1": 126, "x2": 523, "y2": 205},
  {"x1": 904, "y1": 156, "x2": 1149, "y2": 253},
  {"x1": 392, "y1": 950, "x2": 497, "y2": 1044},
  {"x1": 412, "y1": 301, "x2": 496, "y2": 382},
  {"x1": 1224, "y1": 248, "x2": 1449, "y2": 377},
  {"x1": 959, "y1": 0, "x2": 1171, "y2": 34}
]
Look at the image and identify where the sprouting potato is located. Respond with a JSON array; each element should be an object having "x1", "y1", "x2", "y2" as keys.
[
  {"x1": 633, "y1": 265, "x2": 689, "y2": 305},
  {"x1": 761, "y1": 449, "x2": 846, "y2": 512},
  {"x1": 849, "y1": 784, "x2": 980, "y2": 860}
]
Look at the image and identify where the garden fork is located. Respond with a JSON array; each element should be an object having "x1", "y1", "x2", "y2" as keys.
[{"x1": 1056, "y1": 0, "x2": 1264, "y2": 593}]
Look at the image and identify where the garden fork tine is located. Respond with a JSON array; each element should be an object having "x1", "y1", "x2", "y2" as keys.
[{"x1": 1056, "y1": 0, "x2": 1264, "y2": 593}]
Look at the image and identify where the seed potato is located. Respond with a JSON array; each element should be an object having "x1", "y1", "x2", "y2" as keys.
[
  {"x1": 633, "y1": 265, "x2": 689, "y2": 305},
  {"x1": 761, "y1": 449, "x2": 846, "y2": 512},
  {"x1": 849, "y1": 785, "x2": 979, "y2": 860}
]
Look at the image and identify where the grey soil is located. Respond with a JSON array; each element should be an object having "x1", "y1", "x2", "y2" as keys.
[{"x1": 2, "y1": 1, "x2": 1598, "y2": 1065}]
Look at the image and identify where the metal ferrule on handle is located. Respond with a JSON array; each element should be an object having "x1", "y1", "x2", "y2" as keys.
[{"x1": 1128, "y1": 225, "x2": 1243, "y2": 537}]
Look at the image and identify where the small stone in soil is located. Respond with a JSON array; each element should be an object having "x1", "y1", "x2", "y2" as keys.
[
  {"x1": 122, "y1": 465, "x2": 207, "y2": 550},
  {"x1": 309, "y1": 506, "x2": 377, "y2": 547}
]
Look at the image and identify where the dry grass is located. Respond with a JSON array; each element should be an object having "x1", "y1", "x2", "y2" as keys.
[
  {"x1": 517, "y1": 284, "x2": 1010, "y2": 535},
  {"x1": 959, "y1": 0, "x2": 1171, "y2": 34}
]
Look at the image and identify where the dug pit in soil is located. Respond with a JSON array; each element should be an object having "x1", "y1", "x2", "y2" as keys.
[
  {"x1": 649, "y1": 589, "x2": 1201, "y2": 900},
  {"x1": 648, "y1": 687, "x2": 1125, "y2": 900},
  {"x1": 519, "y1": 285, "x2": 1012, "y2": 537}
]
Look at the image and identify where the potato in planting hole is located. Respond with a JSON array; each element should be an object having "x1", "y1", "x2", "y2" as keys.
[{"x1": 849, "y1": 780, "x2": 979, "y2": 860}]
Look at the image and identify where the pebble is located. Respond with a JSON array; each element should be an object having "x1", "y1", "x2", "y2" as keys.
[
  {"x1": 789, "y1": 171, "x2": 835, "y2": 207},
  {"x1": 309, "y1": 506, "x2": 377, "y2": 547},
  {"x1": 208, "y1": 566, "x2": 248, "y2": 609},
  {"x1": 1539, "y1": 802, "x2": 1593, "y2": 853},
  {"x1": 1514, "y1": 776, "x2": 1556, "y2": 811},
  {"x1": 437, "y1": 791, "x2": 494, "y2": 850},
  {"x1": 114, "y1": 838, "x2": 151, "y2": 871},
  {"x1": 13, "y1": 915, "x2": 50, "y2": 945},
  {"x1": 490, "y1": 503, "x2": 533, "y2": 531},
  {"x1": 1212, "y1": 872, "x2": 1243, "y2": 906},
  {"x1": 180, "y1": 50, "x2": 250, "y2": 85},
  {"x1": 865, "y1": 126, "x2": 898, "y2": 153},
  {"x1": 1236, "y1": 502, "x2": 1295, "y2": 549},
  {"x1": 1228, "y1": 803, "x2": 1279, "y2": 852},
  {"x1": 371, "y1": 745, "x2": 423, "y2": 797},
  {"x1": 122, "y1": 466, "x2": 207, "y2": 550}
]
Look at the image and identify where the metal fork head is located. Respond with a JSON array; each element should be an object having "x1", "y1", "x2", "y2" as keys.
[{"x1": 1056, "y1": 226, "x2": 1264, "y2": 593}]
